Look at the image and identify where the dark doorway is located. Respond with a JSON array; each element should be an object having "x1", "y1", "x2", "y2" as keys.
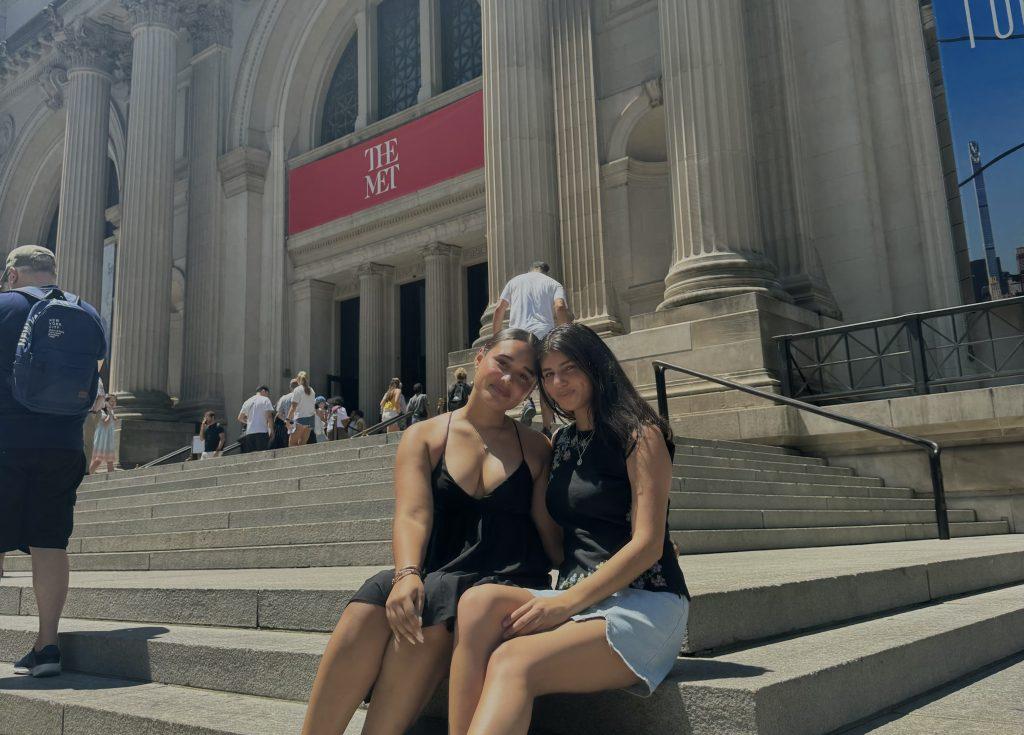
[
  {"x1": 338, "y1": 297, "x2": 360, "y2": 412},
  {"x1": 400, "y1": 279, "x2": 426, "y2": 398},
  {"x1": 466, "y1": 262, "x2": 488, "y2": 347}
]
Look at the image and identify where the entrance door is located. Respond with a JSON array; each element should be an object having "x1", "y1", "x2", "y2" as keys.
[
  {"x1": 466, "y1": 262, "x2": 488, "y2": 346},
  {"x1": 400, "y1": 279, "x2": 426, "y2": 398},
  {"x1": 338, "y1": 297, "x2": 359, "y2": 412}
]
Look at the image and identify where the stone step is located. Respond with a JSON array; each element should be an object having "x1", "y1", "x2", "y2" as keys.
[
  {"x1": 525, "y1": 583, "x2": 1024, "y2": 735},
  {"x1": 70, "y1": 492, "x2": 944, "y2": 538},
  {"x1": 673, "y1": 520, "x2": 1010, "y2": 554},
  {"x1": 672, "y1": 464, "x2": 881, "y2": 486},
  {"x1": 4, "y1": 538, "x2": 1020, "y2": 652},
  {"x1": 673, "y1": 477, "x2": 914, "y2": 498},
  {"x1": 1, "y1": 583, "x2": 1022, "y2": 735},
  {"x1": 669, "y1": 508, "x2": 977, "y2": 531},
  {"x1": 4, "y1": 521, "x2": 1008, "y2": 573},
  {"x1": 674, "y1": 454, "x2": 848, "y2": 475}
]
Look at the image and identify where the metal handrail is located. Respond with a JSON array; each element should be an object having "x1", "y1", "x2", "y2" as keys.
[
  {"x1": 355, "y1": 411, "x2": 409, "y2": 437},
  {"x1": 652, "y1": 360, "x2": 950, "y2": 540},
  {"x1": 140, "y1": 440, "x2": 241, "y2": 468}
]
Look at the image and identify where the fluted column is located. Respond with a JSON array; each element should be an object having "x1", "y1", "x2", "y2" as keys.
[
  {"x1": 110, "y1": 0, "x2": 179, "y2": 408},
  {"x1": 423, "y1": 243, "x2": 458, "y2": 409},
  {"x1": 551, "y1": 0, "x2": 621, "y2": 335},
  {"x1": 657, "y1": 0, "x2": 787, "y2": 311},
  {"x1": 54, "y1": 20, "x2": 115, "y2": 307},
  {"x1": 180, "y1": 1, "x2": 232, "y2": 413},
  {"x1": 358, "y1": 263, "x2": 394, "y2": 422},
  {"x1": 477, "y1": 0, "x2": 560, "y2": 344}
]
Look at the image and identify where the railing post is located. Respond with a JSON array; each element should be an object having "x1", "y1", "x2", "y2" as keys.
[
  {"x1": 777, "y1": 338, "x2": 794, "y2": 398},
  {"x1": 654, "y1": 363, "x2": 670, "y2": 421},
  {"x1": 928, "y1": 446, "x2": 951, "y2": 540},
  {"x1": 907, "y1": 316, "x2": 930, "y2": 395}
]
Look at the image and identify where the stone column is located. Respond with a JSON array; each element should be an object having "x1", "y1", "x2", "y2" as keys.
[
  {"x1": 477, "y1": 0, "x2": 560, "y2": 343},
  {"x1": 355, "y1": 0, "x2": 377, "y2": 129},
  {"x1": 423, "y1": 243, "x2": 458, "y2": 408},
  {"x1": 418, "y1": 0, "x2": 441, "y2": 102},
  {"x1": 358, "y1": 263, "x2": 394, "y2": 422},
  {"x1": 550, "y1": 0, "x2": 621, "y2": 335},
  {"x1": 656, "y1": 0, "x2": 787, "y2": 311},
  {"x1": 292, "y1": 279, "x2": 335, "y2": 396},
  {"x1": 54, "y1": 20, "x2": 115, "y2": 307},
  {"x1": 179, "y1": 1, "x2": 232, "y2": 414},
  {"x1": 109, "y1": 0, "x2": 180, "y2": 408}
]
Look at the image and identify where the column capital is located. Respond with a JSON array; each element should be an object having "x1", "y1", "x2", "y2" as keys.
[
  {"x1": 218, "y1": 146, "x2": 269, "y2": 196},
  {"x1": 121, "y1": 0, "x2": 180, "y2": 32},
  {"x1": 421, "y1": 242, "x2": 459, "y2": 260},
  {"x1": 186, "y1": 0, "x2": 233, "y2": 54},
  {"x1": 358, "y1": 262, "x2": 394, "y2": 279},
  {"x1": 55, "y1": 19, "x2": 120, "y2": 75}
]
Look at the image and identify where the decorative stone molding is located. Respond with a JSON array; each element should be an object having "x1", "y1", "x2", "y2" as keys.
[
  {"x1": 187, "y1": 0, "x2": 233, "y2": 53},
  {"x1": 357, "y1": 262, "x2": 395, "y2": 278},
  {"x1": 121, "y1": 0, "x2": 181, "y2": 31},
  {"x1": 38, "y1": 65, "x2": 68, "y2": 110},
  {"x1": 218, "y1": 146, "x2": 269, "y2": 196},
  {"x1": 460, "y1": 243, "x2": 486, "y2": 264},
  {"x1": 0, "y1": 114, "x2": 14, "y2": 161},
  {"x1": 642, "y1": 76, "x2": 663, "y2": 108},
  {"x1": 395, "y1": 262, "x2": 425, "y2": 283},
  {"x1": 56, "y1": 19, "x2": 117, "y2": 74},
  {"x1": 421, "y1": 242, "x2": 459, "y2": 259}
]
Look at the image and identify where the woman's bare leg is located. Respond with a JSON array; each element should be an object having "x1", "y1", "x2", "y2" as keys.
[
  {"x1": 88, "y1": 457, "x2": 101, "y2": 474},
  {"x1": 449, "y1": 585, "x2": 535, "y2": 735},
  {"x1": 301, "y1": 602, "x2": 391, "y2": 735},
  {"x1": 467, "y1": 620, "x2": 641, "y2": 735},
  {"x1": 361, "y1": 623, "x2": 453, "y2": 735}
]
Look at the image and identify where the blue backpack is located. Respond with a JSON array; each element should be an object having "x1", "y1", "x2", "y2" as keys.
[{"x1": 9, "y1": 286, "x2": 105, "y2": 416}]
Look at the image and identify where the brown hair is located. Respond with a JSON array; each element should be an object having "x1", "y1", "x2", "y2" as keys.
[{"x1": 296, "y1": 371, "x2": 312, "y2": 396}]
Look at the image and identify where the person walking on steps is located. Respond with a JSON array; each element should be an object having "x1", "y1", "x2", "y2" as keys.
[
  {"x1": 491, "y1": 261, "x2": 573, "y2": 436},
  {"x1": 0, "y1": 245, "x2": 107, "y2": 678},
  {"x1": 89, "y1": 393, "x2": 119, "y2": 474},
  {"x1": 447, "y1": 368, "x2": 472, "y2": 413},
  {"x1": 238, "y1": 385, "x2": 274, "y2": 453},
  {"x1": 286, "y1": 371, "x2": 317, "y2": 446},
  {"x1": 300, "y1": 328, "x2": 555, "y2": 735},
  {"x1": 200, "y1": 411, "x2": 226, "y2": 459},
  {"x1": 406, "y1": 383, "x2": 429, "y2": 426},
  {"x1": 380, "y1": 377, "x2": 406, "y2": 433}
]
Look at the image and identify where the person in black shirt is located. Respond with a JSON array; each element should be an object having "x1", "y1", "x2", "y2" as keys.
[
  {"x1": 301, "y1": 328, "x2": 557, "y2": 735},
  {"x1": 200, "y1": 411, "x2": 225, "y2": 459},
  {"x1": 449, "y1": 323, "x2": 690, "y2": 734}
]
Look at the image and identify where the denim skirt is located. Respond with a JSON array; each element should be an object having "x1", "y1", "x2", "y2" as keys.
[{"x1": 530, "y1": 586, "x2": 689, "y2": 696}]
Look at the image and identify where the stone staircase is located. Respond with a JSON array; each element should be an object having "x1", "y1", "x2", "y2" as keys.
[{"x1": 1, "y1": 433, "x2": 1022, "y2": 734}]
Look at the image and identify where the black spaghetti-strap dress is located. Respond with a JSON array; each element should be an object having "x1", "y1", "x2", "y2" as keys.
[{"x1": 348, "y1": 415, "x2": 552, "y2": 631}]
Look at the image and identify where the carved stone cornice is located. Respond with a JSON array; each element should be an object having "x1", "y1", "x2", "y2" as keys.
[
  {"x1": 186, "y1": 0, "x2": 233, "y2": 54},
  {"x1": 121, "y1": 0, "x2": 181, "y2": 32},
  {"x1": 55, "y1": 19, "x2": 118, "y2": 75},
  {"x1": 357, "y1": 262, "x2": 394, "y2": 279},
  {"x1": 421, "y1": 242, "x2": 459, "y2": 260},
  {"x1": 38, "y1": 64, "x2": 68, "y2": 109}
]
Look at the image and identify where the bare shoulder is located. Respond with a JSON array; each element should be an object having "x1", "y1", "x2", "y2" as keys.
[
  {"x1": 628, "y1": 423, "x2": 670, "y2": 462},
  {"x1": 518, "y1": 424, "x2": 552, "y2": 468}
]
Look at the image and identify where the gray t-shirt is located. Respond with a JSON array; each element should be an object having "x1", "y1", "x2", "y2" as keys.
[{"x1": 499, "y1": 271, "x2": 566, "y2": 339}]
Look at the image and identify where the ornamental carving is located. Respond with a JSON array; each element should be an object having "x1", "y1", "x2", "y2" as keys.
[
  {"x1": 121, "y1": 0, "x2": 181, "y2": 31},
  {"x1": 187, "y1": 1, "x2": 233, "y2": 53},
  {"x1": 38, "y1": 65, "x2": 69, "y2": 110},
  {"x1": 642, "y1": 77, "x2": 663, "y2": 108},
  {"x1": 56, "y1": 20, "x2": 117, "y2": 74},
  {"x1": 0, "y1": 114, "x2": 15, "y2": 161}
]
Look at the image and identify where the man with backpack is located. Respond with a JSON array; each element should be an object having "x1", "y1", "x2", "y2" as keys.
[
  {"x1": 447, "y1": 368, "x2": 472, "y2": 412},
  {"x1": 0, "y1": 245, "x2": 107, "y2": 678}
]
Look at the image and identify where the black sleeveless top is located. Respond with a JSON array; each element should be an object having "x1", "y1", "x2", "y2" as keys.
[
  {"x1": 349, "y1": 415, "x2": 552, "y2": 629},
  {"x1": 547, "y1": 423, "x2": 689, "y2": 599}
]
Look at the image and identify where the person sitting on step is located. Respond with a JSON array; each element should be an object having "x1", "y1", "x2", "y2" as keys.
[
  {"x1": 300, "y1": 328, "x2": 558, "y2": 735},
  {"x1": 447, "y1": 323, "x2": 690, "y2": 735}
]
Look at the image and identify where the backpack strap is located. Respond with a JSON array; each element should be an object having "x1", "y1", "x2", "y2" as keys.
[{"x1": 13, "y1": 286, "x2": 78, "y2": 305}]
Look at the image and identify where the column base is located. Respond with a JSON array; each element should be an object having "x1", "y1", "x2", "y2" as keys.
[
  {"x1": 576, "y1": 313, "x2": 625, "y2": 337},
  {"x1": 781, "y1": 273, "x2": 843, "y2": 321},
  {"x1": 658, "y1": 252, "x2": 791, "y2": 312},
  {"x1": 112, "y1": 390, "x2": 175, "y2": 419},
  {"x1": 115, "y1": 416, "x2": 199, "y2": 469}
]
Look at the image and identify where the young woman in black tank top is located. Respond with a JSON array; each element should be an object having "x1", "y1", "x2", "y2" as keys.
[
  {"x1": 448, "y1": 324, "x2": 690, "y2": 735},
  {"x1": 301, "y1": 329, "x2": 557, "y2": 735}
]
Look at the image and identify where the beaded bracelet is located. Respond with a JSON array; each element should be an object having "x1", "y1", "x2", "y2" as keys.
[{"x1": 393, "y1": 565, "x2": 422, "y2": 584}]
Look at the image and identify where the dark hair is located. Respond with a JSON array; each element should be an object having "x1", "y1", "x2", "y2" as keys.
[
  {"x1": 413, "y1": 383, "x2": 424, "y2": 394},
  {"x1": 537, "y1": 323, "x2": 671, "y2": 456},
  {"x1": 257, "y1": 385, "x2": 270, "y2": 393},
  {"x1": 482, "y1": 327, "x2": 539, "y2": 354},
  {"x1": 530, "y1": 260, "x2": 550, "y2": 274},
  {"x1": 352, "y1": 409, "x2": 364, "y2": 418}
]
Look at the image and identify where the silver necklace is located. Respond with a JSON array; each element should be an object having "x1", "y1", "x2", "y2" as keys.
[{"x1": 574, "y1": 427, "x2": 596, "y2": 466}]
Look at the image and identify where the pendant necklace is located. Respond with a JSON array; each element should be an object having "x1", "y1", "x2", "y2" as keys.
[{"x1": 575, "y1": 427, "x2": 595, "y2": 466}]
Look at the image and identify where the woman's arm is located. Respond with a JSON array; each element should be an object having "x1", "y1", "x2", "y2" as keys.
[
  {"x1": 526, "y1": 433, "x2": 563, "y2": 566},
  {"x1": 385, "y1": 421, "x2": 436, "y2": 645},
  {"x1": 506, "y1": 424, "x2": 671, "y2": 637}
]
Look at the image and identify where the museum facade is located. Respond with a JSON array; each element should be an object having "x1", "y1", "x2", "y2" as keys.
[{"x1": 0, "y1": 0, "x2": 969, "y2": 459}]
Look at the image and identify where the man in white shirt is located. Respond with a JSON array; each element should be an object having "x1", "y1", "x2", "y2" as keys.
[
  {"x1": 492, "y1": 261, "x2": 573, "y2": 435},
  {"x1": 237, "y1": 386, "x2": 275, "y2": 453}
]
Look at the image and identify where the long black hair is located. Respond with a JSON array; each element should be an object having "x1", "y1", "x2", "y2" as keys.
[{"x1": 538, "y1": 323, "x2": 671, "y2": 456}]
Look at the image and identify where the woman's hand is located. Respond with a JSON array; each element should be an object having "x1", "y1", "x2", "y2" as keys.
[
  {"x1": 385, "y1": 573, "x2": 425, "y2": 646},
  {"x1": 502, "y1": 595, "x2": 574, "y2": 639}
]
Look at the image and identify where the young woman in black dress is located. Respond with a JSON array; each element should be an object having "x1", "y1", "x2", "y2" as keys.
[
  {"x1": 448, "y1": 323, "x2": 689, "y2": 735},
  {"x1": 301, "y1": 328, "x2": 557, "y2": 735}
]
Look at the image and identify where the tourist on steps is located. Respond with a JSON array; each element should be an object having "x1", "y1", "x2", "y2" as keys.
[
  {"x1": 286, "y1": 371, "x2": 317, "y2": 447},
  {"x1": 300, "y1": 328, "x2": 557, "y2": 735},
  {"x1": 447, "y1": 323, "x2": 691, "y2": 735},
  {"x1": 379, "y1": 377, "x2": 407, "y2": 433}
]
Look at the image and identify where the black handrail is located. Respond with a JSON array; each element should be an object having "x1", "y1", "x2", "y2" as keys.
[
  {"x1": 355, "y1": 411, "x2": 409, "y2": 437},
  {"x1": 652, "y1": 360, "x2": 950, "y2": 540},
  {"x1": 140, "y1": 440, "x2": 241, "y2": 468}
]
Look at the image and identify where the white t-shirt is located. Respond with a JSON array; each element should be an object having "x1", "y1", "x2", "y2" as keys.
[
  {"x1": 240, "y1": 394, "x2": 274, "y2": 435},
  {"x1": 290, "y1": 385, "x2": 317, "y2": 418},
  {"x1": 499, "y1": 271, "x2": 566, "y2": 339}
]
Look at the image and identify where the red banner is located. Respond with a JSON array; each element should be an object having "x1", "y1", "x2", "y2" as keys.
[{"x1": 288, "y1": 90, "x2": 484, "y2": 235}]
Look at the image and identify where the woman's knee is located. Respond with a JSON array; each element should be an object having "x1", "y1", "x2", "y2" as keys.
[
  {"x1": 333, "y1": 602, "x2": 388, "y2": 645},
  {"x1": 456, "y1": 585, "x2": 514, "y2": 636},
  {"x1": 484, "y1": 639, "x2": 536, "y2": 690}
]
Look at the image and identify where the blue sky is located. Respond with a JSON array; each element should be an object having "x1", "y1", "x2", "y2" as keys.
[{"x1": 933, "y1": 0, "x2": 1024, "y2": 274}]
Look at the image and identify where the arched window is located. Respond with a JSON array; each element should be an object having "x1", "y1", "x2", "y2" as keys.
[
  {"x1": 321, "y1": 37, "x2": 359, "y2": 145},
  {"x1": 377, "y1": 0, "x2": 420, "y2": 118},
  {"x1": 441, "y1": 0, "x2": 481, "y2": 91}
]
